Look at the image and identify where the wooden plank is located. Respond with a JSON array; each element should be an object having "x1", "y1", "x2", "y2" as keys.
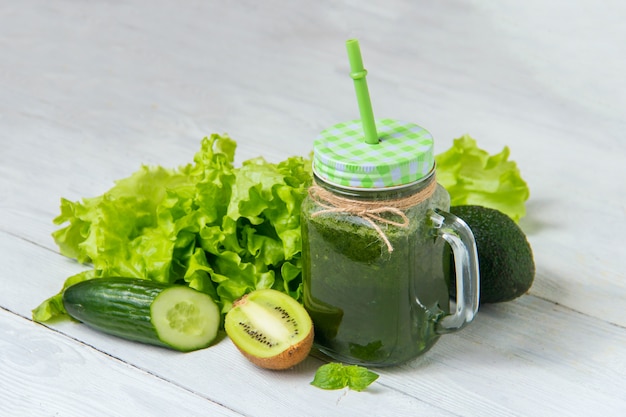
[
  {"x1": 1, "y1": 0, "x2": 625, "y2": 331},
  {"x1": 380, "y1": 298, "x2": 626, "y2": 416},
  {"x1": 2, "y1": 110, "x2": 625, "y2": 327},
  {"x1": 2, "y1": 232, "x2": 625, "y2": 416},
  {"x1": 2, "y1": 0, "x2": 626, "y2": 415},
  {"x1": 0, "y1": 309, "x2": 242, "y2": 417},
  {"x1": 0, "y1": 232, "x2": 457, "y2": 417}
]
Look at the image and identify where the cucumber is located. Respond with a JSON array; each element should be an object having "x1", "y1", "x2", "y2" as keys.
[{"x1": 63, "y1": 278, "x2": 220, "y2": 352}]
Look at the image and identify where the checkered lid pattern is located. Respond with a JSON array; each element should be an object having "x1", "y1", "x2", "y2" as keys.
[{"x1": 313, "y1": 118, "x2": 435, "y2": 189}]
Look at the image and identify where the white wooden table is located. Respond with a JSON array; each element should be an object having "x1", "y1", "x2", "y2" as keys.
[{"x1": 2, "y1": 1, "x2": 625, "y2": 415}]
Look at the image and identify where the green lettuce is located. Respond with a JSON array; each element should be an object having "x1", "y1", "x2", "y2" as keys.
[
  {"x1": 435, "y1": 135, "x2": 529, "y2": 222},
  {"x1": 33, "y1": 134, "x2": 312, "y2": 322}
]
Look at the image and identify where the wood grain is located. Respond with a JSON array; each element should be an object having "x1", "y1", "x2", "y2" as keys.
[
  {"x1": 0, "y1": 310, "x2": 242, "y2": 417},
  {"x1": 0, "y1": 232, "x2": 456, "y2": 417},
  {"x1": 1, "y1": 0, "x2": 625, "y2": 416}
]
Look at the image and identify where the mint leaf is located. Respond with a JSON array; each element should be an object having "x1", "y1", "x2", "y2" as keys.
[
  {"x1": 311, "y1": 363, "x2": 379, "y2": 392},
  {"x1": 343, "y1": 365, "x2": 380, "y2": 391},
  {"x1": 311, "y1": 363, "x2": 348, "y2": 390}
]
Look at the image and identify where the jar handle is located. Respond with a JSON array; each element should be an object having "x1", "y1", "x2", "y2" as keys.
[{"x1": 430, "y1": 209, "x2": 480, "y2": 334}]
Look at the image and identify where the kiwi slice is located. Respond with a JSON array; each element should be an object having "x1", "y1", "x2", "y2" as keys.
[{"x1": 225, "y1": 289, "x2": 314, "y2": 370}]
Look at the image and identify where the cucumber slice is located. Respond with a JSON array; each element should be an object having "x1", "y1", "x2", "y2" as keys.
[
  {"x1": 63, "y1": 278, "x2": 220, "y2": 352},
  {"x1": 151, "y1": 286, "x2": 221, "y2": 352}
]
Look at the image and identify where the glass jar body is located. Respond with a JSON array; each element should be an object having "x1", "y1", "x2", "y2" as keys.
[{"x1": 301, "y1": 175, "x2": 452, "y2": 366}]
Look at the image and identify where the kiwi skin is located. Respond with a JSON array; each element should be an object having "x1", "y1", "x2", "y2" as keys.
[
  {"x1": 226, "y1": 290, "x2": 314, "y2": 370},
  {"x1": 236, "y1": 325, "x2": 314, "y2": 370}
]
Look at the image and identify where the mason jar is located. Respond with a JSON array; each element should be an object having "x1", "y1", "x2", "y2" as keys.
[{"x1": 301, "y1": 118, "x2": 480, "y2": 366}]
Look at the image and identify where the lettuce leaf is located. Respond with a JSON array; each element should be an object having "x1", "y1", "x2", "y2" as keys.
[
  {"x1": 435, "y1": 135, "x2": 529, "y2": 222},
  {"x1": 33, "y1": 134, "x2": 312, "y2": 322}
]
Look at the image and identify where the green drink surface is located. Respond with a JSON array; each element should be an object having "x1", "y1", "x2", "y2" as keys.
[{"x1": 302, "y1": 187, "x2": 451, "y2": 366}]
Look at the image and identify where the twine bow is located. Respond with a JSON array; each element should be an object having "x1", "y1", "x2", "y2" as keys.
[{"x1": 308, "y1": 177, "x2": 437, "y2": 253}]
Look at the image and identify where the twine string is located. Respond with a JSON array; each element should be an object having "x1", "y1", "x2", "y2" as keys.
[{"x1": 308, "y1": 176, "x2": 438, "y2": 253}]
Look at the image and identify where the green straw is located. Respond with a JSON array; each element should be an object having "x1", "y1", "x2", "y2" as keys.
[{"x1": 346, "y1": 39, "x2": 379, "y2": 145}]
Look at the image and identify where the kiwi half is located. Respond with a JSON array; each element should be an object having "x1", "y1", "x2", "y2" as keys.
[{"x1": 225, "y1": 289, "x2": 314, "y2": 370}]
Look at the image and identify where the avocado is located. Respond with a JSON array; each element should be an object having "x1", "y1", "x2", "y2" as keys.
[{"x1": 450, "y1": 205, "x2": 535, "y2": 304}]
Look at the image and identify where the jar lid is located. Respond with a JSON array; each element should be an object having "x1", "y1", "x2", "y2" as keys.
[{"x1": 313, "y1": 118, "x2": 435, "y2": 189}]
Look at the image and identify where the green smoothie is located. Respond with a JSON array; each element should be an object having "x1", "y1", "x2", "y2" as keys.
[
  {"x1": 301, "y1": 182, "x2": 452, "y2": 366},
  {"x1": 303, "y1": 40, "x2": 479, "y2": 365}
]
